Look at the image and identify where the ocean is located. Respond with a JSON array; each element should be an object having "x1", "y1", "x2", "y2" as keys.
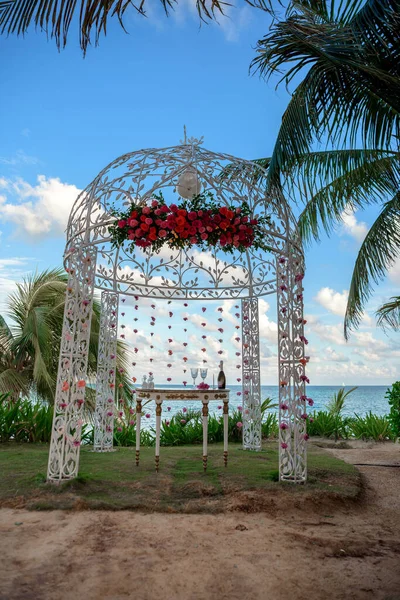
[{"x1": 132, "y1": 385, "x2": 391, "y2": 429}]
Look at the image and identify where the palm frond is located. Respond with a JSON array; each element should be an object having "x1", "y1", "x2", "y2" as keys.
[
  {"x1": 344, "y1": 191, "x2": 400, "y2": 337},
  {"x1": 0, "y1": 0, "x2": 256, "y2": 53},
  {"x1": 252, "y1": 0, "x2": 400, "y2": 180},
  {"x1": 296, "y1": 148, "x2": 400, "y2": 243},
  {"x1": 376, "y1": 296, "x2": 400, "y2": 331}
]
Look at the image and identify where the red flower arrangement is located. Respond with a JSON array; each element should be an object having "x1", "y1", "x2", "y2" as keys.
[{"x1": 109, "y1": 191, "x2": 271, "y2": 255}]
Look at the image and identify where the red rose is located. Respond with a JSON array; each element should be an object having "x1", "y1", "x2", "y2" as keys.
[
  {"x1": 170, "y1": 204, "x2": 178, "y2": 213},
  {"x1": 130, "y1": 210, "x2": 138, "y2": 218},
  {"x1": 129, "y1": 219, "x2": 138, "y2": 227},
  {"x1": 188, "y1": 211, "x2": 197, "y2": 221},
  {"x1": 145, "y1": 217, "x2": 153, "y2": 225},
  {"x1": 159, "y1": 229, "x2": 167, "y2": 238},
  {"x1": 118, "y1": 220, "x2": 126, "y2": 228},
  {"x1": 160, "y1": 205, "x2": 169, "y2": 213},
  {"x1": 201, "y1": 233, "x2": 208, "y2": 240},
  {"x1": 141, "y1": 223, "x2": 149, "y2": 232},
  {"x1": 142, "y1": 206, "x2": 151, "y2": 214},
  {"x1": 151, "y1": 200, "x2": 159, "y2": 207},
  {"x1": 178, "y1": 209, "x2": 187, "y2": 217}
]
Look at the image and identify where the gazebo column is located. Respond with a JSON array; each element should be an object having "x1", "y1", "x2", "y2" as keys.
[
  {"x1": 241, "y1": 297, "x2": 262, "y2": 451},
  {"x1": 47, "y1": 246, "x2": 97, "y2": 482},
  {"x1": 277, "y1": 250, "x2": 307, "y2": 483},
  {"x1": 94, "y1": 291, "x2": 119, "y2": 452}
]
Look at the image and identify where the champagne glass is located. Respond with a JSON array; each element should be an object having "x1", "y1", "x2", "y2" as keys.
[
  {"x1": 200, "y1": 368, "x2": 208, "y2": 384},
  {"x1": 190, "y1": 368, "x2": 199, "y2": 388}
]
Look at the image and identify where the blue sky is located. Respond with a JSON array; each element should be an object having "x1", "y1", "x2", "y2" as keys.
[{"x1": 1, "y1": 2, "x2": 399, "y2": 386}]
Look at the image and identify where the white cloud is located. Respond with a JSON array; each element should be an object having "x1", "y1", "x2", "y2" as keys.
[
  {"x1": 341, "y1": 210, "x2": 368, "y2": 242},
  {"x1": 0, "y1": 150, "x2": 39, "y2": 166},
  {"x1": 325, "y1": 347, "x2": 349, "y2": 362},
  {"x1": 314, "y1": 286, "x2": 373, "y2": 325},
  {"x1": 0, "y1": 175, "x2": 81, "y2": 239},
  {"x1": 315, "y1": 287, "x2": 348, "y2": 316}
]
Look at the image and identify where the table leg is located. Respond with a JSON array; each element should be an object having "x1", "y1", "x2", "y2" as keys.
[
  {"x1": 223, "y1": 399, "x2": 229, "y2": 467},
  {"x1": 136, "y1": 399, "x2": 142, "y2": 466},
  {"x1": 202, "y1": 399, "x2": 209, "y2": 472},
  {"x1": 155, "y1": 398, "x2": 162, "y2": 472}
]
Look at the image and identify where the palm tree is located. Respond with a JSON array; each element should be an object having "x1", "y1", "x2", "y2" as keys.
[
  {"x1": 0, "y1": 0, "x2": 274, "y2": 54},
  {"x1": 251, "y1": 0, "x2": 400, "y2": 337},
  {"x1": 376, "y1": 296, "x2": 400, "y2": 330},
  {"x1": 0, "y1": 268, "x2": 131, "y2": 405}
]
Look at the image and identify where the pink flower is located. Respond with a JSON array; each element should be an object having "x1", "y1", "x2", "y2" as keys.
[
  {"x1": 301, "y1": 413, "x2": 308, "y2": 420},
  {"x1": 180, "y1": 419, "x2": 186, "y2": 425},
  {"x1": 183, "y1": 381, "x2": 187, "y2": 386},
  {"x1": 307, "y1": 398, "x2": 314, "y2": 407},
  {"x1": 62, "y1": 381, "x2": 69, "y2": 392},
  {"x1": 218, "y1": 405, "x2": 222, "y2": 410},
  {"x1": 300, "y1": 375, "x2": 310, "y2": 383},
  {"x1": 236, "y1": 422, "x2": 243, "y2": 429},
  {"x1": 280, "y1": 403, "x2": 288, "y2": 411},
  {"x1": 167, "y1": 406, "x2": 171, "y2": 412},
  {"x1": 303, "y1": 434, "x2": 309, "y2": 441},
  {"x1": 281, "y1": 442, "x2": 288, "y2": 449},
  {"x1": 145, "y1": 413, "x2": 151, "y2": 419},
  {"x1": 129, "y1": 420, "x2": 135, "y2": 426},
  {"x1": 59, "y1": 402, "x2": 68, "y2": 409},
  {"x1": 117, "y1": 427, "x2": 123, "y2": 432},
  {"x1": 73, "y1": 440, "x2": 81, "y2": 447},
  {"x1": 165, "y1": 420, "x2": 170, "y2": 426},
  {"x1": 280, "y1": 422, "x2": 289, "y2": 430},
  {"x1": 237, "y1": 405, "x2": 242, "y2": 411},
  {"x1": 183, "y1": 407, "x2": 187, "y2": 413},
  {"x1": 107, "y1": 410, "x2": 113, "y2": 417}
]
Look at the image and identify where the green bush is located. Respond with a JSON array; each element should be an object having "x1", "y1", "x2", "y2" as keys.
[
  {"x1": 306, "y1": 411, "x2": 350, "y2": 440},
  {"x1": 385, "y1": 381, "x2": 400, "y2": 438},
  {"x1": 349, "y1": 412, "x2": 394, "y2": 441},
  {"x1": 158, "y1": 407, "x2": 245, "y2": 446},
  {"x1": 0, "y1": 394, "x2": 55, "y2": 443}
]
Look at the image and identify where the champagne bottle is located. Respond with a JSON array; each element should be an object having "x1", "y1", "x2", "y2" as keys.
[{"x1": 217, "y1": 360, "x2": 226, "y2": 389}]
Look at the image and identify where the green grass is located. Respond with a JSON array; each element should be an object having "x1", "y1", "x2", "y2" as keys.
[{"x1": 0, "y1": 442, "x2": 361, "y2": 512}]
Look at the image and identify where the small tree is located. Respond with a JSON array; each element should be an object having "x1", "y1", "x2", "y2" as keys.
[{"x1": 385, "y1": 382, "x2": 400, "y2": 439}]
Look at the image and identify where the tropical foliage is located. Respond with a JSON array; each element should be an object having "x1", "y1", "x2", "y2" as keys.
[
  {"x1": 251, "y1": 0, "x2": 400, "y2": 336},
  {"x1": 0, "y1": 269, "x2": 130, "y2": 405},
  {"x1": 0, "y1": 0, "x2": 274, "y2": 53},
  {"x1": 385, "y1": 381, "x2": 400, "y2": 437}
]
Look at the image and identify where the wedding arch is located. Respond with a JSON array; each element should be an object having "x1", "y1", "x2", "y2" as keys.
[{"x1": 47, "y1": 137, "x2": 309, "y2": 484}]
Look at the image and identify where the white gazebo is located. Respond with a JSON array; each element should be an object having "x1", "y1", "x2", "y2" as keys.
[{"x1": 47, "y1": 138, "x2": 308, "y2": 484}]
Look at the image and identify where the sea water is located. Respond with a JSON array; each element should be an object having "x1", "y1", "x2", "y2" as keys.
[{"x1": 135, "y1": 385, "x2": 391, "y2": 430}]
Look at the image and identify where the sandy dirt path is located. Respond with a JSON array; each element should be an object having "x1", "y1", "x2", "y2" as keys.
[{"x1": 0, "y1": 444, "x2": 399, "y2": 600}]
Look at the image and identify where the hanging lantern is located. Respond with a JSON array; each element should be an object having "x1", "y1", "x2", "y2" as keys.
[{"x1": 176, "y1": 168, "x2": 202, "y2": 199}]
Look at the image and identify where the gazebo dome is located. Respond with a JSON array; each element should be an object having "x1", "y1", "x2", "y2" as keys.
[{"x1": 65, "y1": 142, "x2": 302, "y2": 300}]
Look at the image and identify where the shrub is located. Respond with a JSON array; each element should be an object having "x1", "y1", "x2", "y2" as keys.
[
  {"x1": 385, "y1": 381, "x2": 400, "y2": 438},
  {"x1": 0, "y1": 394, "x2": 55, "y2": 443},
  {"x1": 349, "y1": 412, "x2": 394, "y2": 441},
  {"x1": 306, "y1": 411, "x2": 350, "y2": 440}
]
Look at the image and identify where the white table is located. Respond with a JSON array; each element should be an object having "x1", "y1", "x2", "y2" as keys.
[{"x1": 135, "y1": 388, "x2": 230, "y2": 472}]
